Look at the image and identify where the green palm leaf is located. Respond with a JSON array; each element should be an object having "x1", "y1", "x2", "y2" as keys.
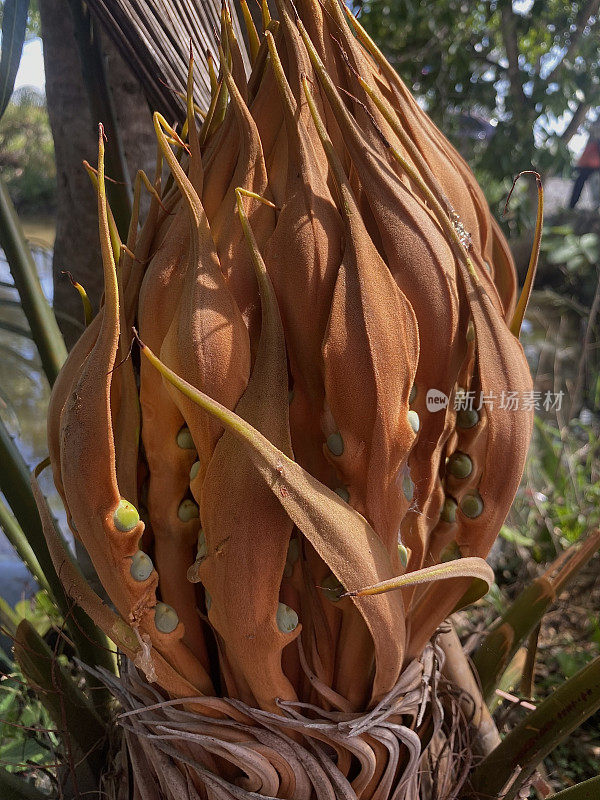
[{"x1": 0, "y1": 0, "x2": 29, "y2": 119}]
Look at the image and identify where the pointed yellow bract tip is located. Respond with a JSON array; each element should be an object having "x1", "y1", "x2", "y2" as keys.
[
  {"x1": 235, "y1": 187, "x2": 278, "y2": 211},
  {"x1": 62, "y1": 270, "x2": 93, "y2": 326}
]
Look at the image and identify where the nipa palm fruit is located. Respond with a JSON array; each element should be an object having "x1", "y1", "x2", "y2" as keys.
[{"x1": 44, "y1": 1, "x2": 536, "y2": 796}]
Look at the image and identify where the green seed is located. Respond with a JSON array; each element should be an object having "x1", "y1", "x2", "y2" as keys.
[
  {"x1": 460, "y1": 492, "x2": 484, "y2": 518},
  {"x1": 326, "y1": 432, "x2": 344, "y2": 457},
  {"x1": 178, "y1": 498, "x2": 199, "y2": 522},
  {"x1": 335, "y1": 486, "x2": 350, "y2": 502},
  {"x1": 409, "y1": 384, "x2": 417, "y2": 404},
  {"x1": 447, "y1": 452, "x2": 473, "y2": 479},
  {"x1": 176, "y1": 425, "x2": 195, "y2": 449},
  {"x1": 456, "y1": 408, "x2": 479, "y2": 429},
  {"x1": 154, "y1": 602, "x2": 179, "y2": 633},
  {"x1": 398, "y1": 543, "x2": 409, "y2": 567},
  {"x1": 189, "y1": 460, "x2": 201, "y2": 481},
  {"x1": 321, "y1": 574, "x2": 344, "y2": 602},
  {"x1": 197, "y1": 529, "x2": 207, "y2": 559},
  {"x1": 441, "y1": 497, "x2": 458, "y2": 524},
  {"x1": 402, "y1": 473, "x2": 414, "y2": 502},
  {"x1": 407, "y1": 410, "x2": 420, "y2": 433},
  {"x1": 466, "y1": 321, "x2": 475, "y2": 342},
  {"x1": 440, "y1": 541, "x2": 461, "y2": 562},
  {"x1": 205, "y1": 590, "x2": 212, "y2": 612},
  {"x1": 130, "y1": 551, "x2": 154, "y2": 582},
  {"x1": 113, "y1": 499, "x2": 140, "y2": 532},
  {"x1": 276, "y1": 602, "x2": 298, "y2": 633}
]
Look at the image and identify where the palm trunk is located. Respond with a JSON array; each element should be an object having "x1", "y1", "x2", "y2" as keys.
[{"x1": 39, "y1": 0, "x2": 155, "y2": 349}]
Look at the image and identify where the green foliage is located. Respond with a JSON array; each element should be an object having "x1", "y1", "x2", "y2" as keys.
[
  {"x1": 544, "y1": 228, "x2": 599, "y2": 271},
  {"x1": 511, "y1": 416, "x2": 600, "y2": 552},
  {"x1": 0, "y1": 590, "x2": 110, "y2": 793},
  {"x1": 540, "y1": 223, "x2": 600, "y2": 302},
  {"x1": 13, "y1": 590, "x2": 62, "y2": 638},
  {"x1": 0, "y1": 669, "x2": 59, "y2": 774},
  {"x1": 554, "y1": 646, "x2": 597, "y2": 680},
  {"x1": 0, "y1": 95, "x2": 56, "y2": 215},
  {"x1": 499, "y1": 524, "x2": 535, "y2": 548},
  {"x1": 357, "y1": 1, "x2": 600, "y2": 192},
  {"x1": 0, "y1": 595, "x2": 60, "y2": 789},
  {"x1": 14, "y1": 620, "x2": 109, "y2": 773}
]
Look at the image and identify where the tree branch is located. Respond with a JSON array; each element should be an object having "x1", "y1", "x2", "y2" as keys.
[
  {"x1": 392, "y1": 27, "x2": 450, "y2": 66},
  {"x1": 547, "y1": 0, "x2": 600, "y2": 82},
  {"x1": 498, "y1": 1, "x2": 529, "y2": 114},
  {"x1": 472, "y1": 52, "x2": 508, "y2": 72},
  {"x1": 561, "y1": 99, "x2": 590, "y2": 142}
]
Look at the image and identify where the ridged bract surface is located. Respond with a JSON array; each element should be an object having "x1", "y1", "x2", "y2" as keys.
[{"x1": 45, "y1": 2, "x2": 533, "y2": 797}]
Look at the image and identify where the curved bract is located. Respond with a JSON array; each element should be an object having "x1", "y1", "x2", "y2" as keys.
[{"x1": 44, "y1": 2, "x2": 533, "y2": 797}]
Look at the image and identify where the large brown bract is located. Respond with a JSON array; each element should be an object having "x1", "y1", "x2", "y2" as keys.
[{"x1": 44, "y1": 2, "x2": 533, "y2": 797}]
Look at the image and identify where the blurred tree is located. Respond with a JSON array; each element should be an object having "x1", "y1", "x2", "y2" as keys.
[
  {"x1": 357, "y1": 0, "x2": 600, "y2": 189},
  {"x1": 0, "y1": 89, "x2": 55, "y2": 215},
  {"x1": 0, "y1": 0, "x2": 41, "y2": 37}
]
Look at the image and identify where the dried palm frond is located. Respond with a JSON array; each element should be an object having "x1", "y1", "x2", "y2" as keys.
[
  {"x1": 85, "y1": 641, "x2": 473, "y2": 800},
  {"x1": 84, "y1": 0, "x2": 250, "y2": 118}
]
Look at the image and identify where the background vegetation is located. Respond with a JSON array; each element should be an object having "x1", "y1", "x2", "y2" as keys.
[
  {"x1": 357, "y1": 0, "x2": 600, "y2": 214},
  {"x1": 0, "y1": 89, "x2": 55, "y2": 216}
]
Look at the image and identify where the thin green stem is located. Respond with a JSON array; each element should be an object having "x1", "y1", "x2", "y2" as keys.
[
  {"x1": 0, "y1": 178, "x2": 67, "y2": 385},
  {"x1": 0, "y1": 497, "x2": 51, "y2": 593},
  {"x1": 0, "y1": 423, "x2": 116, "y2": 698}
]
